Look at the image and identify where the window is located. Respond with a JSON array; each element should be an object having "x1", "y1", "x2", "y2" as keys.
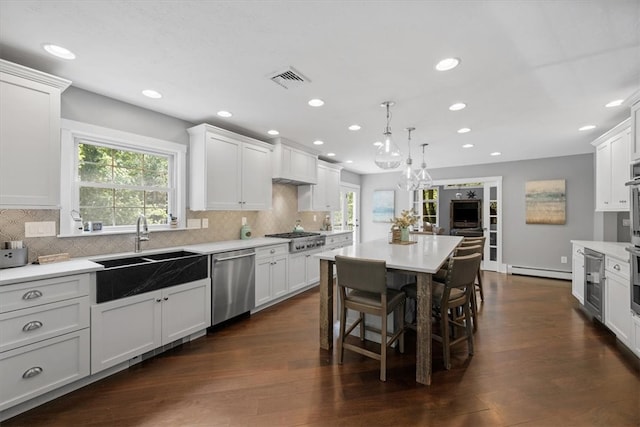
[
  {"x1": 60, "y1": 120, "x2": 186, "y2": 236},
  {"x1": 412, "y1": 187, "x2": 438, "y2": 229}
]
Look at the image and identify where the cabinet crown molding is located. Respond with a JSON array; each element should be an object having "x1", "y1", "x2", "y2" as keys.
[
  {"x1": 0, "y1": 59, "x2": 71, "y2": 91},
  {"x1": 187, "y1": 123, "x2": 273, "y2": 151},
  {"x1": 590, "y1": 118, "x2": 631, "y2": 147}
]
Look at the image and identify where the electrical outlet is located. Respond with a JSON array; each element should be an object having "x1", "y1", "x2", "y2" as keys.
[
  {"x1": 25, "y1": 221, "x2": 56, "y2": 237},
  {"x1": 313, "y1": 215, "x2": 317, "y2": 222},
  {"x1": 242, "y1": 217, "x2": 247, "y2": 226},
  {"x1": 202, "y1": 218, "x2": 209, "y2": 228},
  {"x1": 561, "y1": 256, "x2": 568, "y2": 264},
  {"x1": 187, "y1": 219, "x2": 201, "y2": 229}
]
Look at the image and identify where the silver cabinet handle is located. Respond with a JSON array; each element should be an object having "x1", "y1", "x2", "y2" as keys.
[
  {"x1": 613, "y1": 264, "x2": 621, "y2": 271},
  {"x1": 270, "y1": 249, "x2": 276, "y2": 254},
  {"x1": 22, "y1": 367, "x2": 43, "y2": 379},
  {"x1": 22, "y1": 290, "x2": 43, "y2": 300},
  {"x1": 156, "y1": 298, "x2": 162, "y2": 302},
  {"x1": 22, "y1": 321, "x2": 43, "y2": 332},
  {"x1": 577, "y1": 249, "x2": 584, "y2": 255},
  {"x1": 163, "y1": 296, "x2": 168, "y2": 301}
]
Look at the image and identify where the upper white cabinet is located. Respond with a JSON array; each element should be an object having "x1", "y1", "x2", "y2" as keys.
[
  {"x1": 188, "y1": 124, "x2": 273, "y2": 211},
  {"x1": 0, "y1": 60, "x2": 71, "y2": 209},
  {"x1": 271, "y1": 137, "x2": 318, "y2": 185},
  {"x1": 593, "y1": 119, "x2": 631, "y2": 211},
  {"x1": 298, "y1": 161, "x2": 342, "y2": 211},
  {"x1": 629, "y1": 90, "x2": 640, "y2": 161}
]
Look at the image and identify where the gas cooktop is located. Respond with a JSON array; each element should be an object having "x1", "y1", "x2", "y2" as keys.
[{"x1": 265, "y1": 232, "x2": 325, "y2": 253}]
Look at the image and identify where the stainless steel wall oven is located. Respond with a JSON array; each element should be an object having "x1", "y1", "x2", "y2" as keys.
[
  {"x1": 626, "y1": 159, "x2": 640, "y2": 315},
  {"x1": 627, "y1": 245, "x2": 640, "y2": 315}
]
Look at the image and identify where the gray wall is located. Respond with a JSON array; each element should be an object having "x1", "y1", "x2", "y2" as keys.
[
  {"x1": 362, "y1": 153, "x2": 595, "y2": 273},
  {"x1": 62, "y1": 87, "x2": 194, "y2": 145}
]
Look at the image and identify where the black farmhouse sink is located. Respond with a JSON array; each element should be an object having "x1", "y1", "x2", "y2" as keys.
[{"x1": 94, "y1": 251, "x2": 208, "y2": 303}]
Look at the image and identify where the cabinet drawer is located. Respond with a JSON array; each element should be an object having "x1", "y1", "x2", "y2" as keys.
[
  {"x1": 0, "y1": 296, "x2": 89, "y2": 353},
  {"x1": 0, "y1": 329, "x2": 90, "y2": 411},
  {"x1": 256, "y1": 244, "x2": 288, "y2": 259},
  {"x1": 605, "y1": 257, "x2": 629, "y2": 280},
  {"x1": 0, "y1": 274, "x2": 90, "y2": 314}
]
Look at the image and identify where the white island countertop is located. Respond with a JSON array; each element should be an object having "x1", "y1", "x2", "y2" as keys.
[
  {"x1": 571, "y1": 240, "x2": 630, "y2": 261},
  {"x1": 316, "y1": 235, "x2": 462, "y2": 273}
]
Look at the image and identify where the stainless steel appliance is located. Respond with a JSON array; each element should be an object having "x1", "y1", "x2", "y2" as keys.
[
  {"x1": 211, "y1": 248, "x2": 256, "y2": 325},
  {"x1": 627, "y1": 245, "x2": 640, "y2": 315},
  {"x1": 584, "y1": 248, "x2": 605, "y2": 321},
  {"x1": 264, "y1": 232, "x2": 326, "y2": 253},
  {"x1": 625, "y1": 159, "x2": 640, "y2": 315}
]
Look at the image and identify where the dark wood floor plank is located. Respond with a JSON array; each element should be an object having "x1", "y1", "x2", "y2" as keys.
[{"x1": 3, "y1": 272, "x2": 639, "y2": 426}]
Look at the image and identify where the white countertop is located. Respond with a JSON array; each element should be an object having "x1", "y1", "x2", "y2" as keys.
[
  {"x1": 0, "y1": 259, "x2": 103, "y2": 286},
  {"x1": 316, "y1": 234, "x2": 462, "y2": 274},
  {"x1": 571, "y1": 240, "x2": 630, "y2": 261}
]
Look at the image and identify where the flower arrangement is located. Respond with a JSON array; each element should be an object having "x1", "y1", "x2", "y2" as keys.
[{"x1": 391, "y1": 209, "x2": 419, "y2": 229}]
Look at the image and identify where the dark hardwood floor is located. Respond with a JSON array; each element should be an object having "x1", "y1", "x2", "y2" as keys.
[{"x1": 4, "y1": 272, "x2": 640, "y2": 426}]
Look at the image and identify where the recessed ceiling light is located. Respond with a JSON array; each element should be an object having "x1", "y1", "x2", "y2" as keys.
[
  {"x1": 435, "y1": 57, "x2": 460, "y2": 71},
  {"x1": 267, "y1": 129, "x2": 279, "y2": 135},
  {"x1": 348, "y1": 124, "x2": 361, "y2": 131},
  {"x1": 345, "y1": 160, "x2": 353, "y2": 164},
  {"x1": 43, "y1": 43, "x2": 76, "y2": 60},
  {"x1": 490, "y1": 152, "x2": 501, "y2": 156},
  {"x1": 605, "y1": 99, "x2": 624, "y2": 108},
  {"x1": 217, "y1": 111, "x2": 233, "y2": 118},
  {"x1": 308, "y1": 98, "x2": 324, "y2": 107},
  {"x1": 462, "y1": 143, "x2": 474, "y2": 148},
  {"x1": 142, "y1": 89, "x2": 162, "y2": 99},
  {"x1": 313, "y1": 140, "x2": 324, "y2": 145},
  {"x1": 457, "y1": 127, "x2": 471, "y2": 134},
  {"x1": 449, "y1": 102, "x2": 466, "y2": 111},
  {"x1": 327, "y1": 152, "x2": 336, "y2": 157},
  {"x1": 578, "y1": 125, "x2": 596, "y2": 131},
  {"x1": 373, "y1": 141, "x2": 383, "y2": 147}
]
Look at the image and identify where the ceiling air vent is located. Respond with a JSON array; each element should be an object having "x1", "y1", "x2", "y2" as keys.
[{"x1": 268, "y1": 66, "x2": 310, "y2": 89}]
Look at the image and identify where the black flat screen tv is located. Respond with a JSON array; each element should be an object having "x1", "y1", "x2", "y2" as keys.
[{"x1": 451, "y1": 200, "x2": 481, "y2": 228}]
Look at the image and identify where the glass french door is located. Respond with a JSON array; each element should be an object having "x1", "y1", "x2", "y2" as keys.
[{"x1": 332, "y1": 184, "x2": 360, "y2": 243}]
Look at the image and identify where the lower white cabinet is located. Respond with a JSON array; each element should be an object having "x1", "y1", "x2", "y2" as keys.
[
  {"x1": 632, "y1": 313, "x2": 640, "y2": 358},
  {"x1": 571, "y1": 244, "x2": 585, "y2": 304},
  {"x1": 0, "y1": 329, "x2": 89, "y2": 411},
  {"x1": 288, "y1": 252, "x2": 308, "y2": 292},
  {"x1": 91, "y1": 279, "x2": 210, "y2": 374},
  {"x1": 255, "y1": 244, "x2": 288, "y2": 307},
  {"x1": 604, "y1": 256, "x2": 632, "y2": 348},
  {"x1": 305, "y1": 249, "x2": 321, "y2": 285}
]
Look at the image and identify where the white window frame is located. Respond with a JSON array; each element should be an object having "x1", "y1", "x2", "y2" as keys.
[
  {"x1": 59, "y1": 119, "x2": 186, "y2": 236},
  {"x1": 412, "y1": 188, "x2": 439, "y2": 230}
]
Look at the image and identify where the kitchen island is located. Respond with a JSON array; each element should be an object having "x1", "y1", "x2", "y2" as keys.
[{"x1": 315, "y1": 234, "x2": 462, "y2": 385}]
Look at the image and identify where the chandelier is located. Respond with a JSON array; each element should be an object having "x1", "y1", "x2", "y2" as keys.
[
  {"x1": 374, "y1": 101, "x2": 402, "y2": 169},
  {"x1": 397, "y1": 127, "x2": 419, "y2": 191},
  {"x1": 414, "y1": 143, "x2": 433, "y2": 190}
]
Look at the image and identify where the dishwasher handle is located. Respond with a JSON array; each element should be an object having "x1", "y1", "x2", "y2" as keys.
[{"x1": 212, "y1": 252, "x2": 255, "y2": 263}]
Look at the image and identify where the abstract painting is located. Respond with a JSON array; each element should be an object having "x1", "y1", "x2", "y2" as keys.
[
  {"x1": 372, "y1": 190, "x2": 395, "y2": 222},
  {"x1": 525, "y1": 179, "x2": 566, "y2": 224}
]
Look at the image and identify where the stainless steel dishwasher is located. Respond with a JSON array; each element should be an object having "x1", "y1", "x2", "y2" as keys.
[{"x1": 211, "y1": 248, "x2": 256, "y2": 325}]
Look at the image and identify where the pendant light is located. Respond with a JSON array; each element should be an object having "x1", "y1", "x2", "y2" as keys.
[
  {"x1": 397, "y1": 127, "x2": 419, "y2": 191},
  {"x1": 415, "y1": 143, "x2": 433, "y2": 190},
  {"x1": 374, "y1": 101, "x2": 402, "y2": 169}
]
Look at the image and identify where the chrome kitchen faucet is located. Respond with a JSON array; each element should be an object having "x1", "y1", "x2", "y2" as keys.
[{"x1": 134, "y1": 214, "x2": 149, "y2": 252}]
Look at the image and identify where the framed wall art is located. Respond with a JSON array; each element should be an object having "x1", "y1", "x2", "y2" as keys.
[
  {"x1": 372, "y1": 190, "x2": 395, "y2": 222},
  {"x1": 525, "y1": 179, "x2": 566, "y2": 225}
]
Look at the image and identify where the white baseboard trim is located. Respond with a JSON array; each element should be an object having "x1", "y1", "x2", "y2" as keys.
[{"x1": 508, "y1": 265, "x2": 572, "y2": 281}]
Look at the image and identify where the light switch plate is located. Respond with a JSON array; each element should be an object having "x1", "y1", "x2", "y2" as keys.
[
  {"x1": 202, "y1": 218, "x2": 209, "y2": 228},
  {"x1": 187, "y1": 219, "x2": 201, "y2": 229},
  {"x1": 25, "y1": 221, "x2": 56, "y2": 237}
]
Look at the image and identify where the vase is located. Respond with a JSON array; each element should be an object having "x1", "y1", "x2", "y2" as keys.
[{"x1": 400, "y1": 227, "x2": 410, "y2": 242}]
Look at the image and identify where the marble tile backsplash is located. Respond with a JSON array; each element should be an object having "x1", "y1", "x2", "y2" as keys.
[{"x1": 0, "y1": 184, "x2": 327, "y2": 262}]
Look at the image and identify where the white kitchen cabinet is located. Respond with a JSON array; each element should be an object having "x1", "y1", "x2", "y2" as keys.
[
  {"x1": 288, "y1": 252, "x2": 308, "y2": 292},
  {"x1": 0, "y1": 60, "x2": 71, "y2": 209},
  {"x1": 90, "y1": 278, "x2": 210, "y2": 374},
  {"x1": 631, "y1": 313, "x2": 640, "y2": 358},
  {"x1": 571, "y1": 244, "x2": 585, "y2": 304},
  {"x1": 271, "y1": 138, "x2": 318, "y2": 184},
  {"x1": 188, "y1": 123, "x2": 273, "y2": 211},
  {"x1": 0, "y1": 273, "x2": 89, "y2": 411},
  {"x1": 0, "y1": 60, "x2": 71, "y2": 208},
  {"x1": 298, "y1": 161, "x2": 342, "y2": 211},
  {"x1": 593, "y1": 119, "x2": 631, "y2": 211},
  {"x1": 305, "y1": 249, "x2": 321, "y2": 285},
  {"x1": 630, "y1": 90, "x2": 640, "y2": 161},
  {"x1": 604, "y1": 256, "x2": 632, "y2": 348},
  {"x1": 255, "y1": 244, "x2": 288, "y2": 307}
]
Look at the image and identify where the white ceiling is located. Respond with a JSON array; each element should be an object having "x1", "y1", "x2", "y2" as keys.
[{"x1": 1, "y1": 1, "x2": 639, "y2": 174}]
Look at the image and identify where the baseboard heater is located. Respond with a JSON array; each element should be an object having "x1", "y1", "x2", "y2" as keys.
[{"x1": 508, "y1": 265, "x2": 572, "y2": 281}]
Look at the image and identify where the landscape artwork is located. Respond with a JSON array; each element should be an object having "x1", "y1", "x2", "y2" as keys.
[
  {"x1": 372, "y1": 190, "x2": 395, "y2": 222},
  {"x1": 525, "y1": 179, "x2": 566, "y2": 224}
]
